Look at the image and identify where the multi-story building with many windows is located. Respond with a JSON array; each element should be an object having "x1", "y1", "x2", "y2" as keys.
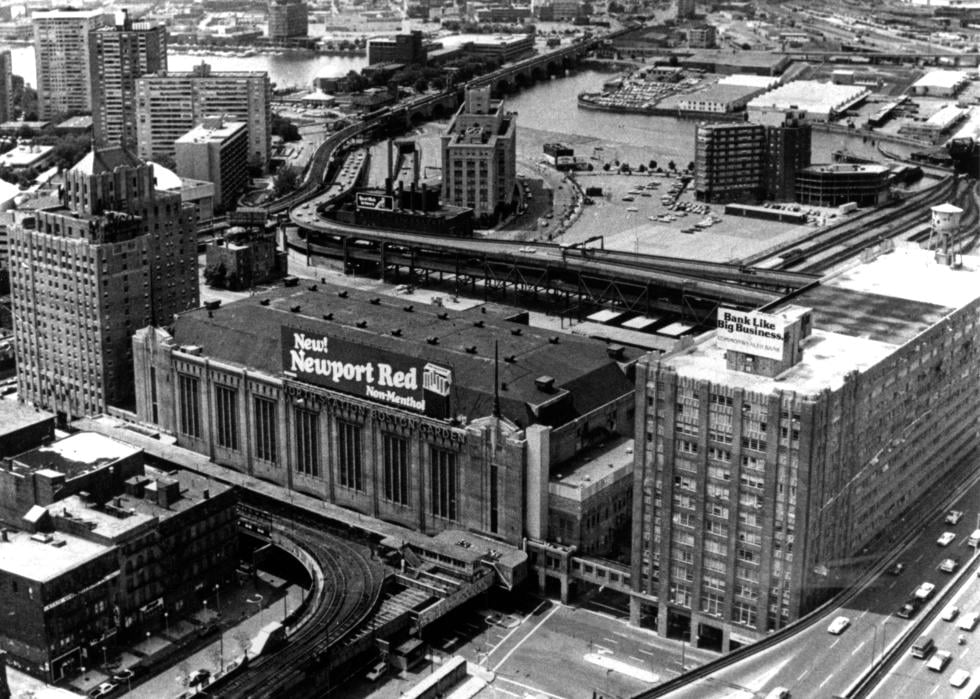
[
  {"x1": 8, "y1": 148, "x2": 197, "y2": 421},
  {"x1": 32, "y1": 8, "x2": 106, "y2": 119},
  {"x1": 175, "y1": 117, "x2": 249, "y2": 212},
  {"x1": 267, "y1": 0, "x2": 309, "y2": 40},
  {"x1": 630, "y1": 245, "x2": 980, "y2": 652},
  {"x1": 0, "y1": 50, "x2": 12, "y2": 124},
  {"x1": 441, "y1": 86, "x2": 516, "y2": 221},
  {"x1": 90, "y1": 10, "x2": 167, "y2": 151},
  {"x1": 132, "y1": 282, "x2": 637, "y2": 549},
  {"x1": 135, "y1": 63, "x2": 271, "y2": 171}
]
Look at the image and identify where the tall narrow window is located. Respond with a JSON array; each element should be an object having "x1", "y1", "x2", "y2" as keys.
[
  {"x1": 253, "y1": 396, "x2": 277, "y2": 463},
  {"x1": 337, "y1": 421, "x2": 362, "y2": 491},
  {"x1": 382, "y1": 434, "x2": 409, "y2": 506},
  {"x1": 295, "y1": 408, "x2": 320, "y2": 477},
  {"x1": 430, "y1": 447, "x2": 458, "y2": 521},
  {"x1": 177, "y1": 373, "x2": 200, "y2": 438},
  {"x1": 215, "y1": 385, "x2": 238, "y2": 450},
  {"x1": 149, "y1": 366, "x2": 158, "y2": 424}
]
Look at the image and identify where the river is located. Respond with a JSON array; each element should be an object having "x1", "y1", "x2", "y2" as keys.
[{"x1": 8, "y1": 45, "x2": 899, "y2": 164}]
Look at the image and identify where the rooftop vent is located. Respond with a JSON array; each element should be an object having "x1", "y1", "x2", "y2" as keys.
[
  {"x1": 548, "y1": 336, "x2": 560, "y2": 344},
  {"x1": 464, "y1": 345, "x2": 477, "y2": 354},
  {"x1": 504, "y1": 354, "x2": 516, "y2": 363},
  {"x1": 473, "y1": 319, "x2": 485, "y2": 328},
  {"x1": 355, "y1": 320, "x2": 368, "y2": 328},
  {"x1": 510, "y1": 328, "x2": 522, "y2": 336},
  {"x1": 426, "y1": 336, "x2": 439, "y2": 345},
  {"x1": 283, "y1": 276, "x2": 299, "y2": 287},
  {"x1": 338, "y1": 290, "x2": 349, "y2": 298},
  {"x1": 437, "y1": 312, "x2": 449, "y2": 320},
  {"x1": 535, "y1": 375, "x2": 555, "y2": 392},
  {"x1": 403, "y1": 305, "x2": 414, "y2": 312},
  {"x1": 290, "y1": 305, "x2": 301, "y2": 313},
  {"x1": 606, "y1": 344, "x2": 625, "y2": 360},
  {"x1": 259, "y1": 298, "x2": 270, "y2": 306},
  {"x1": 322, "y1": 313, "x2": 333, "y2": 321},
  {"x1": 369, "y1": 297, "x2": 381, "y2": 305},
  {"x1": 204, "y1": 300, "x2": 221, "y2": 311},
  {"x1": 309, "y1": 284, "x2": 318, "y2": 291},
  {"x1": 392, "y1": 328, "x2": 403, "y2": 337}
]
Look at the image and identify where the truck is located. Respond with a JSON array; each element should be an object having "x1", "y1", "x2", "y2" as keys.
[{"x1": 968, "y1": 529, "x2": 980, "y2": 548}]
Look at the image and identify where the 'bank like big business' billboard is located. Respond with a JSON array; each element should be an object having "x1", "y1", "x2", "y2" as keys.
[{"x1": 281, "y1": 327, "x2": 453, "y2": 417}]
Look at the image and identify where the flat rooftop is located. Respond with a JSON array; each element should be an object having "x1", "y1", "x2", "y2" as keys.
[
  {"x1": 912, "y1": 70, "x2": 968, "y2": 90},
  {"x1": 13, "y1": 432, "x2": 141, "y2": 478},
  {"x1": 664, "y1": 245, "x2": 980, "y2": 396},
  {"x1": 550, "y1": 436, "x2": 633, "y2": 502},
  {"x1": 747, "y1": 80, "x2": 868, "y2": 114},
  {"x1": 0, "y1": 528, "x2": 111, "y2": 583},
  {"x1": 0, "y1": 401, "x2": 55, "y2": 439}
]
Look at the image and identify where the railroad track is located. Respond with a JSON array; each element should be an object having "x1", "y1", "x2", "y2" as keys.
[{"x1": 211, "y1": 501, "x2": 386, "y2": 698}]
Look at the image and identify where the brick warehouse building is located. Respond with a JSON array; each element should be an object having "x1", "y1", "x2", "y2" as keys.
[
  {"x1": 132, "y1": 283, "x2": 637, "y2": 548},
  {"x1": 630, "y1": 245, "x2": 980, "y2": 652}
]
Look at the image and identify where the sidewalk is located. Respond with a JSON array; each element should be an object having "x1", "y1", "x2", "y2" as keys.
[{"x1": 121, "y1": 580, "x2": 305, "y2": 698}]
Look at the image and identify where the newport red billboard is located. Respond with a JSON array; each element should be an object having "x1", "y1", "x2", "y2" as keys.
[{"x1": 281, "y1": 326, "x2": 452, "y2": 417}]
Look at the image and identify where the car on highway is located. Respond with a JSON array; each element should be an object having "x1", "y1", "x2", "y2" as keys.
[
  {"x1": 946, "y1": 510, "x2": 965, "y2": 524},
  {"x1": 828, "y1": 616, "x2": 851, "y2": 635},
  {"x1": 914, "y1": 582, "x2": 936, "y2": 600},
  {"x1": 940, "y1": 557, "x2": 961, "y2": 573},
  {"x1": 950, "y1": 669, "x2": 971, "y2": 688},
  {"x1": 897, "y1": 597, "x2": 923, "y2": 619},
  {"x1": 887, "y1": 562, "x2": 905, "y2": 576},
  {"x1": 958, "y1": 612, "x2": 979, "y2": 631},
  {"x1": 365, "y1": 661, "x2": 387, "y2": 682},
  {"x1": 938, "y1": 531, "x2": 957, "y2": 546},
  {"x1": 927, "y1": 650, "x2": 952, "y2": 672},
  {"x1": 942, "y1": 605, "x2": 961, "y2": 621}
]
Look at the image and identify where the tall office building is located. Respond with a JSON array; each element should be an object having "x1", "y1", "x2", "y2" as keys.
[
  {"x1": 441, "y1": 86, "x2": 517, "y2": 220},
  {"x1": 268, "y1": 0, "x2": 309, "y2": 40},
  {"x1": 0, "y1": 50, "x2": 12, "y2": 124},
  {"x1": 90, "y1": 10, "x2": 167, "y2": 150},
  {"x1": 135, "y1": 63, "x2": 271, "y2": 171},
  {"x1": 9, "y1": 147, "x2": 198, "y2": 421},
  {"x1": 33, "y1": 8, "x2": 106, "y2": 119},
  {"x1": 629, "y1": 246, "x2": 980, "y2": 651},
  {"x1": 175, "y1": 117, "x2": 249, "y2": 212}
]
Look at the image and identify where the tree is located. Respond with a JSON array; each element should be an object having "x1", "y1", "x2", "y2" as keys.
[
  {"x1": 414, "y1": 76, "x2": 429, "y2": 93},
  {"x1": 271, "y1": 113, "x2": 300, "y2": 142},
  {"x1": 668, "y1": 160, "x2": 676, "y2": 171},
  {"x1": 233, "y1": 630, "x2": 252, "y2": 662},
  {"x1": 177, "y1": 662, "x2": 191, "y2": 688},
  {"x1": 274, "y1": 166, "x2": 300, "y2": 197},
  {"x1": 208, "y1": 643, "x2": 224, "y2": 674},
  {"x1": 686, "y1": 161, "x2": 695, "y2": 172},
  {"x1": 648, "y1": 159, "x2": 658, "y2": 170},
  {"x1": 602, "y1": 162, "x2": 611, "y2": 171},
  {"x1": 637, "y1": 164, "x2": 647, "y2": 173},
  {"x1": 50, "y1": 134, "x2": 92, "y2": 170}
]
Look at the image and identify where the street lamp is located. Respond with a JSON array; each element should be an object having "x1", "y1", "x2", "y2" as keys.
[
  {"x1": 215, "y1": 584, "x2": 222, "y2": 614},
  {"x1": 164, "y1": 612, "x2": 169, "y2": 636}
]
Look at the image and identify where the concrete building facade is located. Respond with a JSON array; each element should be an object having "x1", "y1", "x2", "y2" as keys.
[
  {"x1": 175, "y1": 117, "x2": 249, "y2": 212},
  {"x1": 694, "y1": 122, "x2": 766, "y2": 204},
  {"x1": 441, "y1": 86, "x2": 517, "y2": 221},
  {"x1": 90, "y1": 11, "x2": 167, "y2": 151},
  {"x1": 368, "y1": 31, "x2": 425, "y2": 65},
  {"x1": 630, "y1": 245, "x2": 980, "y2": 652},
  {"x1": 32, "y1": 8, "x2": 106, "y2": 119},
  {"x1": 0, "y1": 50, "x2": 12, "y2": 124},
  {"x1": 268, "y1": 0, "x2": 309, "y2": 40},
  {"x1": 135, "y1": 63, "x2": 271, "y2": 171}
]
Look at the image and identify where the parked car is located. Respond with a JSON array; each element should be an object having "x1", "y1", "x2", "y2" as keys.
[
  {"x1": 365, "y1": 661, "x2": 387, "y2": 682},
  {"x1": 942, "y1": 605, "x2": 961, "y2": 622},
  {"x1": 958, "y1": 612, "x2": 979, "y2": 631},
  {"x1": 950, "y1": 669, "x2": 971, "y2": 688},
  {"x1": 188, "y1": 669, "x2": 211, "y2": 688},
  {"x1": 87, "y1": 683, "x2": 117, "y2": 699},
  {"x1": 827, "y1": 616, "x2": 850, "y2": 635}
]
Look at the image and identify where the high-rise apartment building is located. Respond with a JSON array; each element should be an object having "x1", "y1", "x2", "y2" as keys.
[
  {"x1": 90, "y1": 10, "x2": 167, "y2": 150},
  {"x1": 630, "y1": 246, "x2": 980, "y2": 652},
  {"x1": 33, "y1": 8, "x2": 106, "y2": 119},
  {"x1": 677, "y1": 0, "x2": 696, "y2": 19},
  {"x1": 268, "y1": 0, "x2": 309, "y2": 40},
  {"x1": 0, "y1": 50, "x2": 12, "y2": 124},
  {"x1": 9, "y1": 148, "x2": 197, "y2": 421},
  {"x1": 694, "y1": 122, "x2": 766, "y2": 204},
  {"x1": 441, "y1": 86, "x2": 516, "y2": 221},
  {"x1": 695, "y1": 112, "x2": 812, "y2": 204},
  {"x1": 175, "y1": 117, "x2": 249, "y2": 212},
  {"x1": 135, "y1": 63, "x2": 271, "y2": 171}
]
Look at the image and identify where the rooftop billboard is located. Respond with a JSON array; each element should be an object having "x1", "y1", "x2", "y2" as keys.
[
  {"x1": 716, "y1": 307, "x2": 786, "y2": 360},
  {"x1": 281, "y1": 327, "x2": 452, "y2": 417}
]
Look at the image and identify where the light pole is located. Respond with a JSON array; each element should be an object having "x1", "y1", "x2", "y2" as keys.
[
  {"x1": 215, "y1": 584, "x2": 222, "y2": 615},
  {"x1": 164, "y1": 612, "x2": 169, "y2": 636},
  {"x1": 101, "y1": 646, "x2": 107, "y2": 668}
]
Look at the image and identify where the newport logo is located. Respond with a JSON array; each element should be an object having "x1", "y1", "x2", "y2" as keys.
[{"x1": 292, "y1": 333, "x2": 329, "y2": 353}]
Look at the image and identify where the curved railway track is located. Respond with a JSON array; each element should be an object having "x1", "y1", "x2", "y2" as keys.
[{"x1": 212, "y1": 502, "x2": 386, "y2": 698}]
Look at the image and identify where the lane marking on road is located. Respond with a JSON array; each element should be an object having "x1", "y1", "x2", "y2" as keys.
[
  {"x1": 493, "y1": 604, "x2": 561, "y2": 673},
  {"x1": 961, "y1": 647, "x2": 970, "y2": 659},
  {"x1": 488, "y1": 600, "x2": 548, "y2": 658},
  {"x1": 914, "y1": 553, "x2": 924, "y2": 562},
  {"x1": 831, "y1": 638, "x2": 841, "y2": 649},
  {"x1": 602, "y1": 637, "x2": 620, "y2": 645},
  {"x1": 930, "y1": 685, "x2": 940, "y2": 696},
  {"x1": 819, "y1": 674, "x2": 833, "y2": 689},
  {"x1": 496, "y1": 676, "x2": 566, "y2": 699},
  {"x1": 859, "y1": 610, "x2": 868, "y2": 619},
  {"x1": 797, "y1": 669, "x2": 809, "y2": 681},
  {"x1": 639, "y1": 648, "x2": 655, "y2": 656},
  {"x1": 852, "y1": 640, "x2": 866, "y2": 656},
  {"x1": 614, "y1": 632, "x2": 630, "y2": 639},
  {"x1": 629, "y1": 656, "x2": 644, "y2": 663}
]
